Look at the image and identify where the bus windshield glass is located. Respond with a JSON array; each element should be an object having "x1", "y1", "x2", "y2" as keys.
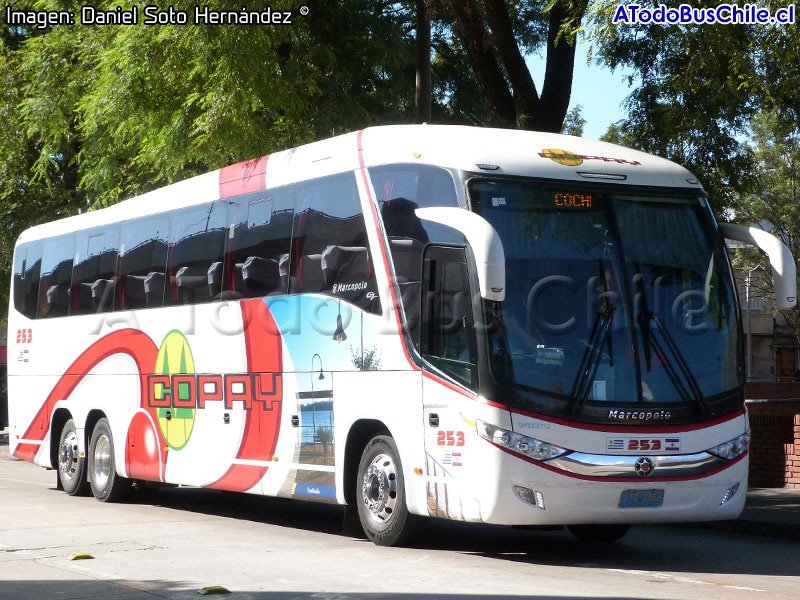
[{"x1": 469, "y1": 178, "x2": 741, "y2": 412}]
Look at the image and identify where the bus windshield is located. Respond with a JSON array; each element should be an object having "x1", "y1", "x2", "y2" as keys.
[{"x1": 469, "y1": 178, "x2": 742, "y2": 414}]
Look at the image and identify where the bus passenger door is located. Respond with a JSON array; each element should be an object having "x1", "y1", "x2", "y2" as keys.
[
  {"x1": 420, "y1": 246, "x2": 479, "y2": 520},
  {"x1": 290, "y1": 370, "x2": 336, "y2": 501}
]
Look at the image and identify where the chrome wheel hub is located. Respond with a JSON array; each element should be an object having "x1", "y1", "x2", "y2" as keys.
[
  {"x1": 361, "y1": 453, "x2": 398, "y2": 524},
  {"x1": 93, "y1": 434, "x2": 112, "y2": 490},
  {"x1": 58, "y1": 431, "x2": 79, "y2": 480}
]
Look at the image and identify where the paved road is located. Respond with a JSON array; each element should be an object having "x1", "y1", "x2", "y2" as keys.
[{"x1": 1, "y1": 450, "x2": 799, "y2": 600}]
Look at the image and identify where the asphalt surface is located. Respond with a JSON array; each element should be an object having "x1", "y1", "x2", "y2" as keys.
[{"x1": 2, "y1": 429, "x2": 800, "y2": 599}]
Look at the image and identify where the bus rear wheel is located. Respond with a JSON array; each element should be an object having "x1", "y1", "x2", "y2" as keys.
[
  {"x1": 567, "y1": 524, "x2": 631, "y2": 543},
  {"x1": 57, "y1": 419, "x2": 88, "y2": 496},
  {"x1": 88, "y1": 418, "x2": 132, "y2": 502},
  {"x1": 356, "y1": 435, "x2": 419, "y2": 546}
]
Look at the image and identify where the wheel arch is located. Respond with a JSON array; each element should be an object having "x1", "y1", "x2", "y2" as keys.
[
  {"x1": 343, "y1": 419, "x2": 391, "y2": 505},
  {"x1": 83, "y1": 409, "x2": 108, "y2": 456},
  {"x1": 49, "y1": 408, "x2": 73, "y2": 469}
]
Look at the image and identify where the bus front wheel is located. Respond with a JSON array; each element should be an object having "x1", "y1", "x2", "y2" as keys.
[
  {"x1": 88, "y1": 418, "x2": 132, "y2": 502},
  {"x1": 567, "y1": 524, "x2": 631, "y2": 543},
  {"x1": 57, "y1": 419, "x2": 88, "y2": 496},
  {"x1": 356, "y1": 435, "x2": 419, "y2": 546}
]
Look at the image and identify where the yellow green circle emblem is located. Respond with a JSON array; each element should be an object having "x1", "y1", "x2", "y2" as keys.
[
  {"x1": 540, "y1": 148, "x2": 584, "y2": 167},
  {"x1": 154, "y1": 330, "x2": 195, "y2": 450}
]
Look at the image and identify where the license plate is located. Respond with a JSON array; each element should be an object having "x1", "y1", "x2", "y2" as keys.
[{"x1": 620, "y1": 489, "x2": 664, "y2": 508}]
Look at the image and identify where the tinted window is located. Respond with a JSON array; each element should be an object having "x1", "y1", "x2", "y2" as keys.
[
  {"x1": 225, "y1": 189, "x2": 294, "y2": 298},
  {"x1": 13, "y1": 242, "x2": 42, "y2": 319},
  {"x1": 369, "y1": 164, "x2": 458, "y2": 209},
  {"x1": 421, "y1": 247, "x2": 476, "y2": 389},
  {"x1": 37, "y1": 235, "x2": 75, "y2": 318},
  {"x1": 291, "y1": 173, "x2": 380, "y2": 313},
  {"x1": 117, "y1": 216, "x2": 168, "y2": 310},
  {"x1": 71, "y1": 227, "x2": 119, "y2": 315},
  {"x1": 166, "y1": 203, "x2": 227, "y2": 305}
]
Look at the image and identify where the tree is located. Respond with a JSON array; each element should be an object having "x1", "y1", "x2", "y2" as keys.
[
  {"x1": 438, "y1": 0, "x2": 588, "y2": 131},
  {"x1": 728, "y1": 110, "x2": 800, "y2": 344},
  {"x1": 561, "y1": 104, "x2": 585, "y2": 136},
  {"x1": 0, "y1": 1, "x2": 420, "y2": 318},
  {"x1": 587, "y1": 2, "x2": 800, "y2": 212}
]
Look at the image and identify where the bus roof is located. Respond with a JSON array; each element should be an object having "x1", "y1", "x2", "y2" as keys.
[{"x1": 18, "y1": 125, "x2": 703, "y2": 243}]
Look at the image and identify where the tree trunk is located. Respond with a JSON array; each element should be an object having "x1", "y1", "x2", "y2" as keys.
[
  {"x1": 415, "y1": 0, "x2": 432, "y2": 123},
  {"x1": 441, "y1": 0, "x2": 588, "y2": 132}
]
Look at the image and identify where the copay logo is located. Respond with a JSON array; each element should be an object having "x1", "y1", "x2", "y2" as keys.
[
  {"x1": 152, "y1": 330, "x2": 197, "y2": 450},
  {"x1": 147, "y1": 329, "x2": 282, "y2": 451},
  {"x1": 539, "y1": 148, "x2": 642, "y2": 167}
]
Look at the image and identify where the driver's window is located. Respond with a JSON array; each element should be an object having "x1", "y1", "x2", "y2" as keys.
[{"x1": 421, "y1": 246, "x2": 477, "y2": 389}]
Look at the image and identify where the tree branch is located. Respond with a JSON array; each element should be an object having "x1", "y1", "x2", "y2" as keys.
[
  {"x1": 482, "y1": 0, "x2": 540, "y2": 129},
  {"x1": 440, "y1": 0, "x2": 516, "y2": 128},
  {"x1": 537, "y1": 0, "x2": 588, "y2": 132}
]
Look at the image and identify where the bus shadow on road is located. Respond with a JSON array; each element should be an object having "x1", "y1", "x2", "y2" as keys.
[{"x1": 124, "y1": 484, "x2": 800, "y2": 579}]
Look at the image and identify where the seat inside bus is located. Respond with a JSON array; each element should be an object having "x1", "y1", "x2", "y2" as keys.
[
  {"x1": 320, "y1": 245, "x2": 369, "y2": 286},
  {"x1": 91, "y1": 278, "x2": 114, "y2": 312},
  {"x1": 241, "y1": 256, "x2": 281, "y2": 295}
]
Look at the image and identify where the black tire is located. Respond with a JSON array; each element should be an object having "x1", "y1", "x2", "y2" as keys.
[
  {"x1": 355, "y1": 435, "x2": 420, "y2": 546},
  {"x1": 88, "y1": 418, "x2": 132, "y2": 502},
  {"x1": 57, "y1": 419, "x2": 88, "y2": 496},
  {"x1": 568, "y1": 524, "x2": 631, "y2": 543}
]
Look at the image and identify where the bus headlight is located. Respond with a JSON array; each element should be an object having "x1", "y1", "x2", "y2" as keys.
[
  {"x1": 707, "y1": 431, "x2": 750, "y2": 460},
  {"x1": 476, "y1": 420, "x2": 568, "y2": 461}
]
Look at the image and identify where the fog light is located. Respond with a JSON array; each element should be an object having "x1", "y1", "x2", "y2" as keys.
[
  {"x1": 720, "y1": 482, "x2": 740, "y2": 506},
  {"x1": 513, "y1": 485, "x2": 545, "y2": 510}
]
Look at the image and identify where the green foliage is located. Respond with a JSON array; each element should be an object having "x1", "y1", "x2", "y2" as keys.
[
  {"x1": 728, "y1": 110, "x2": 800, "y2": 342},
  {"x1": 316, "y1": 425, "x2": 333, "y2": 447},
  {"x1": 585, "y1": 0, "x2": 797, "y2": 211},
  {"x1": 351, "y1": 345, "x2": 382, "y2": 371},
  {"x1": 561, "y1": 104, "x2": 585, "y2": 137},
  {"x1": 0, "y1": 1, "x2": 422, "y2": 320}
]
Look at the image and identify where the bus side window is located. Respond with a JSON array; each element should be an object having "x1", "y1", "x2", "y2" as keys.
[
  {"x1": 421, "y1": 246, "x2": 477, "y2": 390},
  {"x1": 166, "y1": 202, "x2": 227, "y2": 305},
  {"x1": 290, "y1": 173, "x2": 380, "y2": 314},
  {"x1": 116, "y1": 216, "x2": 168, "y2": 310},
  {"x1": 224, "y1": 189, "x2": 294, "y2": 299},
  {"x1": 71, "y1": 227, "x2": 119, "y2": 315},
  {"x1": 36, "y1": 235, "x2": 76, "y2": 319},
  {"x1": 13, "y1": 242, "x2": 42, "y2": 320}
]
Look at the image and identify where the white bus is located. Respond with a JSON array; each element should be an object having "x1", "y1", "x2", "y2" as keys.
[{"x1": 8, "y1": 125, "x2": 796, "y2": 545}]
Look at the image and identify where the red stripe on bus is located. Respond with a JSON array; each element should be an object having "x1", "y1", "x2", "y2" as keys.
[
  {"x1": 490, "y1": 441, "x2": 747, "y2": 482},
  {"x1": 207, "y1": 299, "x2": 283, "y2": 492},
  {"x1": 356, "y1": 129, "x2": 418, "y2": 370},
  {"x1": 219, "y1": 155, "x2": 269, "y2": 199},
  {"x1": 506, "y1": 406, "x2": 746, "y2": 434}
]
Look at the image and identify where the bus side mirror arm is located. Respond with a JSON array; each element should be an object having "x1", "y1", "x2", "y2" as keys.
[
  {"x1": 719, "y1": 222, "x2": 797, "y2": 309},
  {"x1": 414, "y1": 208, "x2": 506, "y2": 302}
]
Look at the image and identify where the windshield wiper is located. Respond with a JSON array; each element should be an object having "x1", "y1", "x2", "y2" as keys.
[
  {"x1": 570, "y1": 305, "x2": 615, "y2": 414},
  {"x1": 648, "y1": 312, "x2": 709, "y2": 416}
]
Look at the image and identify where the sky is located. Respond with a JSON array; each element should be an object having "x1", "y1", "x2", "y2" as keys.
[{"x1": 525, "y1": 35, "x2": 637, "y2": 140}]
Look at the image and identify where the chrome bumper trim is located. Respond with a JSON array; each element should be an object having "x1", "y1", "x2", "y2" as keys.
[{"x1": 546, "y1": 451, "x2": 727, "y2": 478}]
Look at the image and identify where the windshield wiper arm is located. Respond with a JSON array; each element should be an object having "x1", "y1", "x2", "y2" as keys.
[
  {"x1": 648, "y1": 312, "x2": 709, "y2": 416},
  {"x1": 570, "y1": 305, "x2": 615, "y2": 414}
]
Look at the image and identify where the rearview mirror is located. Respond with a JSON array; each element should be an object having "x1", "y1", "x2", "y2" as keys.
[
  {"x1": 720, "y1": 223, "x2": 797, "y2": 309},
  {"x1": 415, "y1": 208, "x2": 506, "y2": 302}
]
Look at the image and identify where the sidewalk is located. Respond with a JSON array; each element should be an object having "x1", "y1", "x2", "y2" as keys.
[{"x1": 1, "y1": 427, "x2": 798, "y2": 539}]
